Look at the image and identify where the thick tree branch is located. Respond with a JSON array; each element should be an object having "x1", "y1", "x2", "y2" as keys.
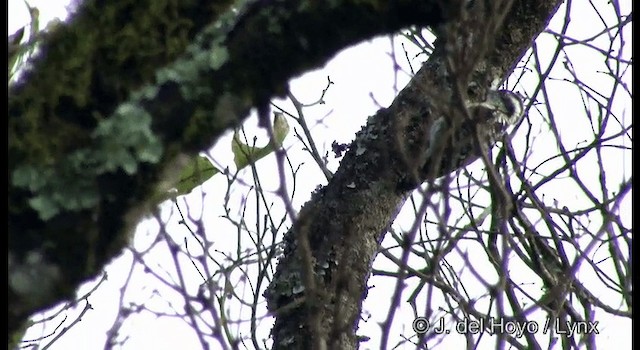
[
  {"x1": 264, "y1": 1, "x2": 562, "y2": 349},
  {"x1": 8, "y1": 0, "x2": 445, "y2": 338}
]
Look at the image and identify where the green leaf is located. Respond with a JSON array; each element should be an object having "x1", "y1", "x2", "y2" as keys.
[
  {"x1": 148, "y1": 155, "x2": 220, "y2": 206},
  {"x1": 150, "y1": 113, "x2": 288, "y2": 206},
  {"x1": 232, "y1": 112, "x2": 290, "y2": 170},
  {"x1": 175, "y1": 155, "x2": 220, "y2": 195},
  {"x1": 9, "y1": 1, "x2": 39, "y2": 81},
  {"x1": 8, "y1": 27, "x2": 25, "y2": 76}
]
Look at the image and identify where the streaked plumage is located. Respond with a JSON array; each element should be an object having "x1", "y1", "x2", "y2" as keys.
[{"x1": 424, "y1": 89, "x2": 524, "y2": 177}]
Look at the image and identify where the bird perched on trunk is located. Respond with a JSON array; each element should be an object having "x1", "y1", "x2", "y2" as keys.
[{"x1": 422, "y1": 89, "x2": 524, "y2": 179}]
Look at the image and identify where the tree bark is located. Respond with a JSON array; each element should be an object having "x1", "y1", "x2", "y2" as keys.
[
  {"x1": 8, "y1": 0, "x2": 444, "y2": 339},
  {"x1": 264, "y1": 1, "x2": 562, "y2": 349},
  {"x1": 7, "y1": 0, "x2": 562, "y2": 348}
]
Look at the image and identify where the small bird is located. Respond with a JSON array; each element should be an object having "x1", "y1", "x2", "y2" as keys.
[{"x1": 424, "y1": 89, "x2": 524, "y2": 178}]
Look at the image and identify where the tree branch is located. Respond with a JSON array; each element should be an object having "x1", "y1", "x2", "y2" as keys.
[
  {"x1": 264, "y1": 1, "x2": 562, "y2": 349},
  {"x1": 8, "y1": 0, "x2": 447, "y2": 339}
]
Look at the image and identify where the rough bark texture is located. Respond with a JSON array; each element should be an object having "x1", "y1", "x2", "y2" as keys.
[
  {"x1": 264, "y1": 1, "x2": 562, "y2": 349},
  {"x1": 8, "y1": 0, "x2": 445, "y2": 340},
  {"x1": 7, "y1": 0, "x2": 563, "y2": 348}
]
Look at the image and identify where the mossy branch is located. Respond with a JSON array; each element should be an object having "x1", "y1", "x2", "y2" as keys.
[{"x1": 8, "y1": 0, "x2": 445, "y2": 339}]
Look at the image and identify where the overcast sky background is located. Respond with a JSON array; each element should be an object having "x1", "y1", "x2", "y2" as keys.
[{"x1": 9, "y1": 1, "x2": 631, "y2": 349}]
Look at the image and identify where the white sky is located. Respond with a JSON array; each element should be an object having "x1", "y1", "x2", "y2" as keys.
[{"x1": 9, "y1": 0, "x2": 631, "y2": 349}]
